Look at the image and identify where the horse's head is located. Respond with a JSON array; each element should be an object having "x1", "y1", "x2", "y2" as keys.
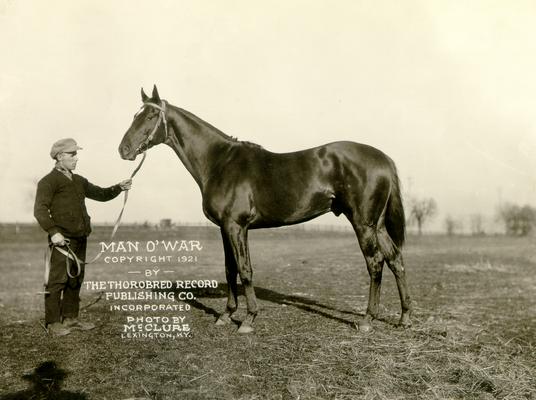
[{"x1": 119, "y1": 85, "x2": 169, "y2": 160}]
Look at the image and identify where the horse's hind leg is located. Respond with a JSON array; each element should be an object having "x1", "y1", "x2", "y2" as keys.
[
  {"x1": 384, "y1": 251, "x2": 412, "y2": 328},
  {"x1": 353, "y1": 222, "x2": 413, "y2": 329},
  {"x1": 351, "y1": 222, "x2": 385, "y2": 332},
  {"x1": 215, "y1": 228, "x2": 239, "y2": 326}
]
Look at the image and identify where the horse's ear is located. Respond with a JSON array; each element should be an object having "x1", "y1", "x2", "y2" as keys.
[
  {"x1": 152, "y1": 85, "x2": 161, "y2": 102},
  {"x1": 141, "y1": 88, "x2": 149, "y2": 103}
]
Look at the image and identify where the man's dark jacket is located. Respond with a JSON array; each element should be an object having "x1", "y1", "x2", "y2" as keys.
[{"x1": 34, "y1": 169, "x2": 122, "y2": 237}]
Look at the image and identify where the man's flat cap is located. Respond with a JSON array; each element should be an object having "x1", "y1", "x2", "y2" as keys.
[{"x1": 50, "y1": 138, "x2": 83, "y2": 159}]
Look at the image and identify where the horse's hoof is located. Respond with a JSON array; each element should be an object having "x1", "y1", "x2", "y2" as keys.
[
  {"x1": 215, "y1": 314, "x2": 232, "y2": 326},
  {"x1": 237, "y1": 324, "x2": 254, "y2": 334},
  {"x1": 398, "y1": 319, "x2": 412, "y2": 329},
  {"x1": 398, "y1": 314, "x2": 412, "y2": 329},
  {"x1": 357, "y1": 320, "x2": 373, "y2": 332}
]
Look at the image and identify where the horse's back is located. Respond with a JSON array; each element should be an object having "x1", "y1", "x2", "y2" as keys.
[
  {"x1": 220, "y1": 141, "x2": 396, "y2": 227},
  {"x1": 264, "y1": 141, "x2": 393, "y2": 165},
  {"x1": 229, "y1": 140, "x2": 396, "y2": 192}
]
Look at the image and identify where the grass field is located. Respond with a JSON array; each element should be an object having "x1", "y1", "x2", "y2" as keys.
[{"x1": 0, "y1": 224, "x2": 534, "y2": 399}]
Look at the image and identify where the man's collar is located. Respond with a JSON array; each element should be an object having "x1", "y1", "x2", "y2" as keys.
[{"x1": 55, "y1": 162, "x2": 73, "y2": 180}]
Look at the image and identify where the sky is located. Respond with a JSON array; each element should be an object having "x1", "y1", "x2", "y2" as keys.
[{"x1": 1, "y1": 0, "x2": 535, "y2": 232}]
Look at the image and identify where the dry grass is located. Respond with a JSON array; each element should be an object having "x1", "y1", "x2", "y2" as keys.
[{"x1": 0, "y1": 225, "x2": 535, "y2": 399}]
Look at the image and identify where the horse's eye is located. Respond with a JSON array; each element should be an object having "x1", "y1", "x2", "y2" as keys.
[{"x1": 147, "y1": 114, "x2": 155, "y2": 121}]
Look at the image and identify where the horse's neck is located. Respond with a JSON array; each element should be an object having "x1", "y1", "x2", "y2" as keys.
[{"x1": 166, "y1": 106, "x2": 233, "y2": 190}]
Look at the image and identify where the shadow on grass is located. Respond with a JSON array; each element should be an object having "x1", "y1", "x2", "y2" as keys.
[
  {"x1": 158, "y1": 284, "x2": 366, "y2": 328},
  {"x1": 0, "y1": 361, "x2": 87, "y2": 400}
]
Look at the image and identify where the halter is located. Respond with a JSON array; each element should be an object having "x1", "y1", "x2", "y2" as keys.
[{"x1": 134, "y1": 100, "x2": 169, "y2": 154}]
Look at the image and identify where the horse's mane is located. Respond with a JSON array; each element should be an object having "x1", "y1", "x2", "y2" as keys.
[{"x1": 176, "y1": 106, "x2": 264, "y2": 150}]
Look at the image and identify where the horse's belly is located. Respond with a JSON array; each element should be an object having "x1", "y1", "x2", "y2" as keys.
[{"x1": 250, "y1": 185, "x2": 334, "y2": 228}]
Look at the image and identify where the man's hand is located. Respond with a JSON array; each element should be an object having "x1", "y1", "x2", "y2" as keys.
[
  {"x1": 51, "y1": 232, "x2": 66, "y2": 246},
  {"x1": 119, "y1": 179, "x2": 132, "y2": 191}
]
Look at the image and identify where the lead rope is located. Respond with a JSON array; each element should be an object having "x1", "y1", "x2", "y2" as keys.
[{"x1": 39, "y1": 151, "x2": 147, "y2": 294}]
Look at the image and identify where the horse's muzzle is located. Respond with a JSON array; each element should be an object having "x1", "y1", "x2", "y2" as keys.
[{"x1": 119, "y1": 144, "x2": 137, "y2": 161}]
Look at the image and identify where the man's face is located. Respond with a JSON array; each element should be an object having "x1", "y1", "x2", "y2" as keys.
[{"x1": 57, "y1": 151, "x2": 78, "y2": 171}]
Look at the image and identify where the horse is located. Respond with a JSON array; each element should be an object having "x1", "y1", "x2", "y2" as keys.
[{"x1": 118, "y1": 86, "x2": 412, "y2": 334}]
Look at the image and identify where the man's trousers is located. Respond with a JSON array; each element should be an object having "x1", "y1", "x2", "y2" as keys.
[{"x1": 44, "y1": 237, "x2": 87, "y2": 325}]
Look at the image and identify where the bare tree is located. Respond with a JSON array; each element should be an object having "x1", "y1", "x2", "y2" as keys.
[
  {"x1": 444, "y1": 215, "x2": 462, "y2": 236},
  {"x1": 408, "y1": 197, "x2": 437, "y2": 235},
  {"x1": 497, "y1": 203, "x2": 536, "y2": 236},
  {"x1": 470, "y1": 213, "x2": 485, "y2": 236}
]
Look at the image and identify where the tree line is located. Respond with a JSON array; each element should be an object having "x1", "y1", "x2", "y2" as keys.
[{"x1": 407, "y1": 197, "x2": 536, "y2": 237}]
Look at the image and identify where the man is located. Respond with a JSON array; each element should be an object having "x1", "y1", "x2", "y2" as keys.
[{"x1": 34, "y1": 138, "x2": 132, "y2": 336}]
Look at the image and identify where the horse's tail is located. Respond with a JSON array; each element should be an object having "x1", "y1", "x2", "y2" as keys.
[{"x1": 377, "y1": 165, "x2": 406, "y2": 259}]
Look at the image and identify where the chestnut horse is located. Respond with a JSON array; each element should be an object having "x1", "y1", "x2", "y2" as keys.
[{"x1": 118, "y1": 86, "x2": 412, "y2": 333}]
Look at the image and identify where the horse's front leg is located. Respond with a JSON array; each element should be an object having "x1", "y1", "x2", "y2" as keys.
[
  {"x1": 222, "y1": 221, "x2": 257, "y2": 334},
  {"x1": 215, "y1": 228, "x2": 239, "y2": 326}
]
